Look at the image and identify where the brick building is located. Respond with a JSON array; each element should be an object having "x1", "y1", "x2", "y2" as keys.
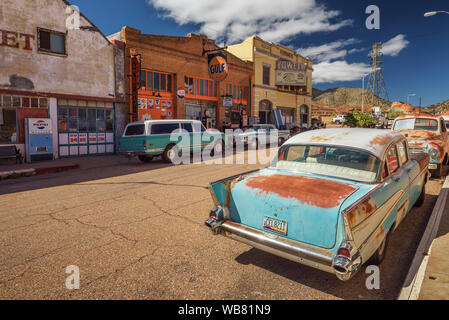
[{"x1": 108, "y1": 27, "x2": 254, "y2": 131}]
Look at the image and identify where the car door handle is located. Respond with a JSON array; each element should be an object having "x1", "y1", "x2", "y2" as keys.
[{"x1": 392, "y1": 175, "x2": 401, "y2": 182}]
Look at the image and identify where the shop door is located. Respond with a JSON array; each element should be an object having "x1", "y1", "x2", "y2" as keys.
[{"x1": 185, "y1": 103, "x2": 201, "y2": 121}]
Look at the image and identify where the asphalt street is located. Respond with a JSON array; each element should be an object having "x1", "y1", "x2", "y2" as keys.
[{"x1": 0, "y1": 151, "x2": 444, "y2": 300}]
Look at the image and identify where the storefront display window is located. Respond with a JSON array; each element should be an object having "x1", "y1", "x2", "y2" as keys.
[
  {"x1": 57, "y1": 99, "x2": 115, "y2": 157},
  {"x1": 0, "y1": 95, "x2": 48, "y2": 144}
]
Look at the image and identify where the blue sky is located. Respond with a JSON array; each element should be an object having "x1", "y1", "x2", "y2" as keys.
[{"x1": 69, "y1": 0, "x2": 449, "y2": 106}]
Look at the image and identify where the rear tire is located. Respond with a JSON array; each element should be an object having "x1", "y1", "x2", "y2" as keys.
[
  {"x1": 414, "y1": 184, "x2": 426, "y2": 208},
  {"x1": 138, "y1": 155, "x2": 153, "y2": 163},
  {"x1": 162, "y1": 144, "x2": 178, "y2": 164},
  {"x1": 369, "y1": 230, "x2": 390, "y2": 266}
]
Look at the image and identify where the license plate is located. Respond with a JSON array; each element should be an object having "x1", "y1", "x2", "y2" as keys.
[
  {"x1": 263, "y1": 217, "x2": 288, "y2": 235},
  {"x1": 429, "y1": 164, "x2": 437, "y2": 170}
]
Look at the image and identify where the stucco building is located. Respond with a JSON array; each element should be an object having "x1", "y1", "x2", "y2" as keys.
[
  {"x1": 108, "y1": 27, "x2": 254, "y2": 131},
  {"x1": 0, "y1": 0, "x2": 124, "y2": 159},
  {"x1": 227, "y1": 36, "x2": 313, "y2": 128}
]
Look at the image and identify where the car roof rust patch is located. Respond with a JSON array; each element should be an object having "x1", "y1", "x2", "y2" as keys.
[
  {"x1": 244, "y1": 174, "x2": 357, "y2": 209},
  {"x1": 370, "y1": 134, "x2": 391, "y2": 147}
]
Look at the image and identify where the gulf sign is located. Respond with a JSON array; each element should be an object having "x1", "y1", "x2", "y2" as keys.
[{"x1": 208, "y1": 53, "x2": 228, "y2": 81}]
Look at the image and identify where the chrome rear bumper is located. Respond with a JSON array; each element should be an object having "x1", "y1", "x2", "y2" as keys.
[{"x1": 206, "y1": 220, "x2": 336, "y2": 275}]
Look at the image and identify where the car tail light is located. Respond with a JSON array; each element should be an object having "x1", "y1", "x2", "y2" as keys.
[
  {"x1": 210, "y1": 209, "x2": 217, "y2": 219},
  {"x1": 337, "y1": 247, "x2": 351, "y2": 258},
  {"x1": 143, "y1": 140, "x2": 146, "y2": 149}
]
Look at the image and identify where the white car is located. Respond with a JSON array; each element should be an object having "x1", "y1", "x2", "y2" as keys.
[{"x1": 332, "y1": 115, "x2": 346, "y2": 124}]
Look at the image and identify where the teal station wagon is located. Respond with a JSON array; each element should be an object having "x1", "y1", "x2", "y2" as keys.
[
  {"x1": 205, "y1": 129, "x2": 430, "y2": 281},
  {"x1": 119, "y1": 120, "x2": 224, "y2": 163}
]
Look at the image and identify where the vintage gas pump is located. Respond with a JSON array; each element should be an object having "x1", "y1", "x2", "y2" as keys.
[{"x1": 25, "y1": 118, "x2": 53, "y2": 163}]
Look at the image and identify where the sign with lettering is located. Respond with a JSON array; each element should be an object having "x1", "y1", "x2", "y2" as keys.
[
  {"x1": 79, "y1": 133, "x2": 87, "y2": 144},
  {"x1": 29, "y1": 119, "x2": 52, "y2": 134},
  {"x1": 208, "y1": 53, "x2": 228, "y2": 82},
  {"x1": 0, "y1": 29, "x2": 35, "y2": 51},
  {"x1": 275, "y1": 59, "x2": 307, "y2": 86}
]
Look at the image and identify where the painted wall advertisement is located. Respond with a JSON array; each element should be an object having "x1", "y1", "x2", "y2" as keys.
[{"x1": 275, "y1": 59, "x2": 307, "y2": 86}]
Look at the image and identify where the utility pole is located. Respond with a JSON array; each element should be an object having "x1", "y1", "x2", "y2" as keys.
[{"x1": 366, "y1": 42, "x2": 389, "y2": 110}]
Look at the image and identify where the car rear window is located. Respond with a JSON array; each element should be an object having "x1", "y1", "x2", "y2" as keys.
[
  {"x1": 124, "y1": 124, "x2": 145, "y2": 136},
  {"x1": 151, "y1": 123, "x2": 180, "y2": 135}
]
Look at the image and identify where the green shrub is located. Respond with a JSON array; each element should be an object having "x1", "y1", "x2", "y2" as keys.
[{"x1": 345, "y1": 111, "x2": 376, "y2": 128}]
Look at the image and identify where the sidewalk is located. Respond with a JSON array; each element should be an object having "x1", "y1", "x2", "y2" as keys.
[
  {"x1": 0, "y1": 155, "x2": 123, "y2": 179},
  {"x1": 419, "y1": 177, "x2": 449, "y2": 300}
]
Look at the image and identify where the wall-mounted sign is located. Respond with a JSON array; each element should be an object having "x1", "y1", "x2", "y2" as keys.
[
  {"x1": 223, "y1": 97, "x2": 233, "y2": 107},
  {"x1": 138, "y1": 98, "x2": 147, "y2": 109},
  {"x1": 276, "y1": 59, "x2": 307, "y2": 86},
  {"x1": 29, "y1": 119, "x2": 52, "y2": 134},
  {"x1": 208, "y1": 53, "x2": 228, "y2": 82},
  {"x1": 177, "y1": 88, "x2": 186, "y2": 98}
]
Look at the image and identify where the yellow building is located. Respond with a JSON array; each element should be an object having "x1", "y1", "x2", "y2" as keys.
[{"x1": 227, "y1": 36, "x2": 313, "y2": 128}]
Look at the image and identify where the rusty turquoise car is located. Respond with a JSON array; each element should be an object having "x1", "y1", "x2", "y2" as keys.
[{"x1": 205, "y1": 129, "x2": 429, "y2": 281}]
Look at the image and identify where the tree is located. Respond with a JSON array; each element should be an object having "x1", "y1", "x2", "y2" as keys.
[{"x1": 345, "y1": 111, "x2": 376, "y2": 128}]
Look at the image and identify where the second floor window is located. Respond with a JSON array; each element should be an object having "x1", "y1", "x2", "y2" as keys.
[
  {"x1": 263, "y1": 65, "x2": 270, "y2": 85},
  {"x1": 37, "y1": 28, "x2": 66, "y2": 55}
]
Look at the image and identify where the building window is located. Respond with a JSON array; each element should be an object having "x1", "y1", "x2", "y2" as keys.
[
  {"x1": 263, "y1": 65, "x2": 270, "y2": 85},
  {"x1": 184, "y1": 76, "x2": 217, "y2": 98},
  {"x1": 37, "y1": 28, "x2": 66, "y2": 55},
  {"x1": 141, "y1": 70, "x2": 172, "y2": 93}
]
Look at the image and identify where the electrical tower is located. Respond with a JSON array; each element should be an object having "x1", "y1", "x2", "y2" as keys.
[{"x1": 366, "y1": 42, "x2": 389, "y2": 108}]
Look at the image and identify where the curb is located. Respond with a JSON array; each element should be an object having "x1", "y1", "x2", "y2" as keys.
[
  {"x1": 398, "y1": 176, "x2": 449, "y2": 300},
  {"x1": 0, "y1": 164, "x2": 79, "y2": 180}
]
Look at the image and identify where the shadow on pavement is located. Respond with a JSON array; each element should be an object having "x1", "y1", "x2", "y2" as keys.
[{"x1": 0, "y1": 155, "x2": 174, "y2": 195}]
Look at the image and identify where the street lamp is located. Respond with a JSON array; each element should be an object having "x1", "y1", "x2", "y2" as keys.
[
  {"x1": 424, "y1": 11, "x2": 449, "y2": 17},
  {"x1": 407, "y1": 93, "x2": 416, "y2": 105}
]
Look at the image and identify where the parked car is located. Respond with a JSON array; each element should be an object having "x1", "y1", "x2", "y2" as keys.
[
  {"x1": 119, "y1": 120, "x2": 224, "y2": 163},
  {"x1": 332, "y1": 115, "x2": 346, "y2": 125},
  {"x1": 392, "y1": 114, "x2": 449, "y2": 178},
  {"x1": 235, "y1": 124, "x2": 290, "y2": 148},
  {"x1": 387, "y1": 118, "x2": 396, "y2": 129},
  {"x1": 205, "y1": 128, "x2": 429, "y2": 281},
  {"x1": 376, "y1": 114, "x2": 389, "y2": 129}
]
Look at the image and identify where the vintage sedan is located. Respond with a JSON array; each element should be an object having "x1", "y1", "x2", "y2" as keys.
[
  {"x1": 205, "y1": 129, "x2": 429, "y2": 281},
  {"x1": 392, "y1": 114, "x2": 449, "y2": 178}
]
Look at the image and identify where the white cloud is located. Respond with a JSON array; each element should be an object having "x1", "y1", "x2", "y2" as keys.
[
  {"x1": 312, "y1": 60, "x2": 371, "y2": 84},
  {"x1": 148, "y1": 0, "x2": 352, "y2": 43},
  {"x1": 298, "y1": 38, "x2": 360, "y2": 63},
  {"x1": 382, "y1": 34, "x2": 409, "y2": 56}
]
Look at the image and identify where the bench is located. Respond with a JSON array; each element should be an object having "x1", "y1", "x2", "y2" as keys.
[{"x1": 0, "y1": 145, "x2": 23, "y2": 164}]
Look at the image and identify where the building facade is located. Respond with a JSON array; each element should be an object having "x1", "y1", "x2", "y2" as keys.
[
  {"x1": 0, "y1": 0, "x2": 122, "y2": 160},
  {"x1": 108, "y1": 27, "x2": 254, "y2": 131},
  {"x1": 227, "y1": 36, "x2": 313, "y2": 128}
]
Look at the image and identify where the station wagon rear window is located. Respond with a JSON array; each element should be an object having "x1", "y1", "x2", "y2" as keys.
[
  {"x1": 273, "y1": 145, "x2": 381, "y2": 183},
  {"x1": 124, "y1": 124, "x2": 145, "y2": 136},
  {"x1": 151, "y1": 123, "x2": 180, "y2": 135},
  {"x1": 393, "y1": 118, "x2": 438, "y2": 131}
]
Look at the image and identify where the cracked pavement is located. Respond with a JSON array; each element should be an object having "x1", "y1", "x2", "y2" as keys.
[{"x1": 0, "y1": 154, "x2": 444, "y2": 299}]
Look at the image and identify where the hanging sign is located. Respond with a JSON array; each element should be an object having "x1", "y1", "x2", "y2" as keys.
[{"x1": 208, "y1": 53, "x2": 228, "y2": 82}]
